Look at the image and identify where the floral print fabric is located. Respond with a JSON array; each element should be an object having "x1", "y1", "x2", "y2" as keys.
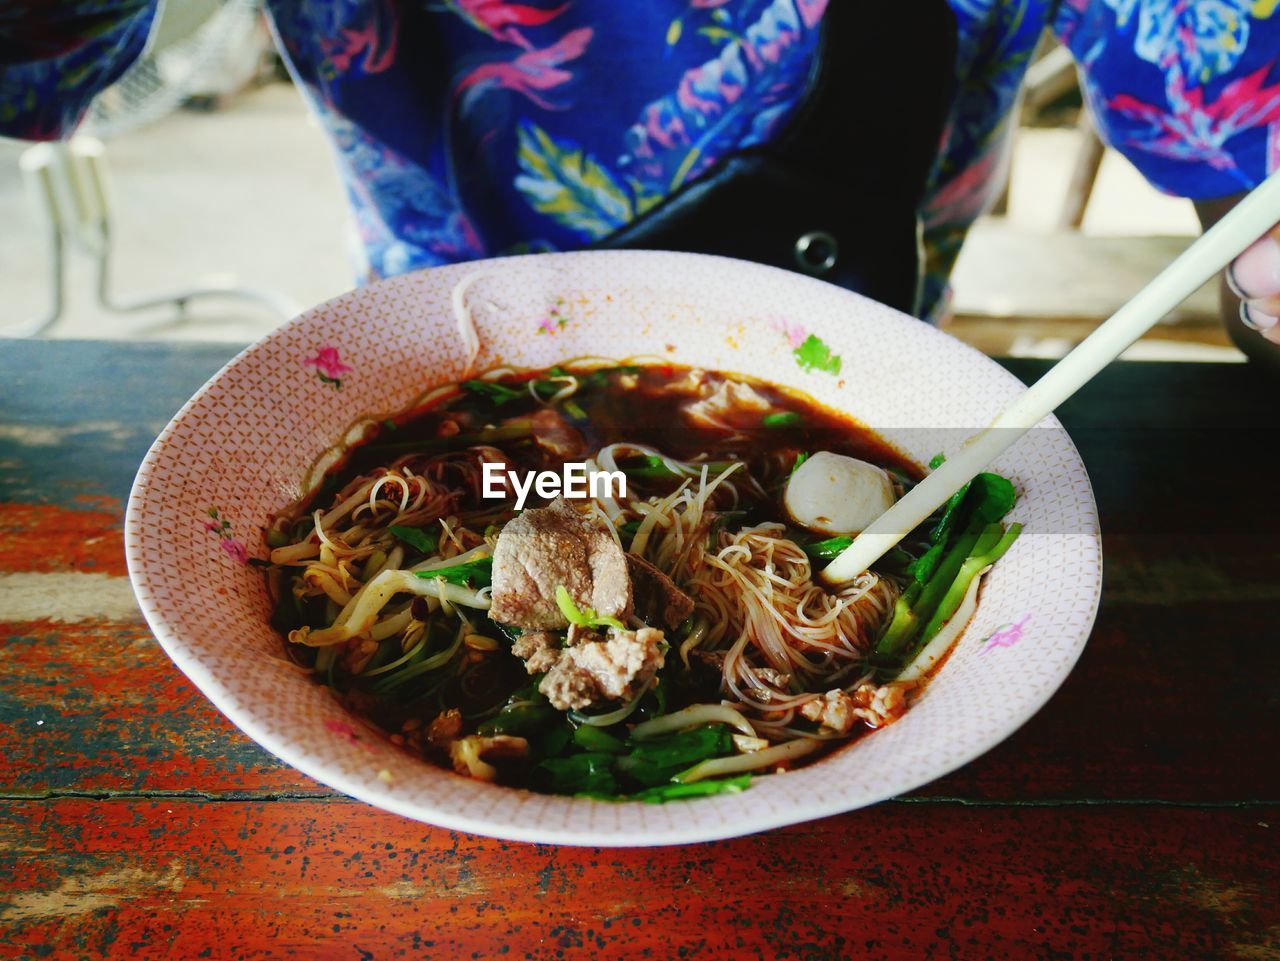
[{"x1": 4, "y1": 0, "x2": 1278, "y2": 319}]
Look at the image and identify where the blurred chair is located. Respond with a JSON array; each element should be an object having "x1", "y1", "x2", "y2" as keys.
[
  {"x1": 5, "y1": 0, "x2": 298, "y2": 338},
  {"x1": 1019, "y1": 39, "x2": 1105, "y2": 230}
]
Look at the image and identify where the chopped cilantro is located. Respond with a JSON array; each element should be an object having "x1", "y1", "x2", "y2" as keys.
[
  {"x1": 464, "y1": 379, "x2": 524, "y2": 405},
  {"x1": 793, "y1": 334, "x2": 842, "y2": 375},
  {"x1": 762, "y1": 411, "x2": 802, "y2": 428}
]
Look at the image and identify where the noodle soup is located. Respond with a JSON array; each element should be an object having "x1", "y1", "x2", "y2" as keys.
[{"x1": 266, "y1": 363, "x2": 1019, "y2": 801}]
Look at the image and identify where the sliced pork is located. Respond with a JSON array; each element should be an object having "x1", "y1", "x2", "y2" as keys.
[
  {"x1": 625, "y1": 553, "x2": 695, "y2": 631},
  {"x1": 489, "y1": 497, "x2": 632, "y2": 630}
]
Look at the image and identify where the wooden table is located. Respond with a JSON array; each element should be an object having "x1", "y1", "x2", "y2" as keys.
[{"x1": 2, "y1": 341, "x2": 1277, "y2": 960}]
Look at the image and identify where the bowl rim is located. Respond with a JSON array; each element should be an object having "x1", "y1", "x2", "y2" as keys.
[{"x1": 125, "y1": 249, "x2": 1102, "y2": 846}]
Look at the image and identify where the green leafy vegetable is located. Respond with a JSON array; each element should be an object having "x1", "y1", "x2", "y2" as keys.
[
  {"x1": 907, "y1": 541, "x2": 946, "y2": 585},
  {"x1": 804, "y1": 537, "x2": 912, "y2": 569},
  {"x1": 614, "y1": 725, "x2": 734, "y2": 787},
  {"x1": 872, "y1": 463, "x2": 1022, "y2": 678},
  {"x1": 478, "y1": 703, "x2": 558, "y2": 736},
  {"x1": 928, "y1": 484, "x2": 970, "y2": 552},
  {"x1": 621, "y1": 455, "x2": 679, "y2": 481},
  {"x1": 801, "y1": 536, "x2": 853, "y2": 561},
  {"x1": 555, "y1": 585, "x2": 626, "y2": 630},
  {"x1": 918, "y1": 523, "x2": 1022, "y2": 642},
  {"x1": 793, "y1": 334, "x2": 842, "y2": 375},
  {"x1": 630, "y1": 775, "x2": 751, "y2": 803},
  {"x1": 530, "y1": 367, "x2": 571, "y2": 399},
  {"x1": 477, "y1": 684, "x2": 559, "y2": 735},
  {"x1": 968, "y1": 473, "x2": 1017, "y2": 524},
  {"x1": 414, "y1": 556, "x2": 493, "y2": 588},
  {"x1": 572, "y1": 725, "x2": 627, "y2": 754},
  {"x1": 537, "y1": 722, "x2": 572, "y2": 759},
  {"x1": 532, "y1": 753, "x2": 619, "y2": 795},
  {"x1": 762, "y1": 411, "x2": 802, "y2": 428},
  {"x1": 464, "y1": 379, "x2": 524, "y2": 406},
  {"x1": 389, "y1": 524, "x2": 439, "y2": 556},
  {"x1": 909, "y1": 471, "x2": 1018, "y2": 585},
  {"x1": 530, "y1": 723, "x2": 749, "y2": 802},
  {"x1": 791, "y1": 452, "x2": 810, "y2": 476}
]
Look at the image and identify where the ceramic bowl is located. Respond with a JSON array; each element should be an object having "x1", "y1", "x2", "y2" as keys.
[{"x1": 126, "y1": 251, "x2": 1101, "y2": 846}]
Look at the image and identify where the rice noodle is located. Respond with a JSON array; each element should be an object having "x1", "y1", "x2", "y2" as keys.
[{"x1": 637, "y1": 473, "x2": 899, "y2": 738}]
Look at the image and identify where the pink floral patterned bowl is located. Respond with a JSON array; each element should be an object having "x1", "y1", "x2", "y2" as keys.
[{"x1": 125, "y1": 251, "x2": 1101, "y2": 847}]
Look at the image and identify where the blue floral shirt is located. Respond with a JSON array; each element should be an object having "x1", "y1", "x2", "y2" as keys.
[{"x1": 4, "y1": 0, "x2": 1279, "y2": 317}]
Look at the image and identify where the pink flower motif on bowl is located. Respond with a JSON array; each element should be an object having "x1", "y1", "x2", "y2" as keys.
[
  {"x1": 305, "y1": 345, "x2": 354, "y2": 389},
  {"x1": 979, "y1": 614, "x2": 1031, "y2": 656},
  {"x1": 203, "y1": 507, "x2": 250, "y2": 566}
]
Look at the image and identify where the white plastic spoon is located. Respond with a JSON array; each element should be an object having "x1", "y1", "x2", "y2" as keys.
[{"x1": 822, "y1": 168, "x2": 1280, "y2": 585}]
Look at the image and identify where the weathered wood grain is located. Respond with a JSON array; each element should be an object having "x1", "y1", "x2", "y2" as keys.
[
  {"x1": 2, "y1": 800, "x2": 1276, "y2": 960},
  {"x1": 0, "y1": 619, "x2": 316, "y2": 797},
  {"x1": 0, "y1": 503, "x2": 127, "y2": 577},
  {"x1": 3, "y1": 343, "x2": 1279, "y2": 960},
  {"x1": 0, "y1": 341, "x2": 233, "y2": 514}
]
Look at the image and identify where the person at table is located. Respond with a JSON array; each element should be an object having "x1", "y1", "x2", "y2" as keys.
[{"x1": 4, "y1": 1, "x2": 1280, "y2": 368}]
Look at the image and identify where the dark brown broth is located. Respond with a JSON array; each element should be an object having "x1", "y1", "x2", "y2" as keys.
[{"x1": 338, "y1": 362, "x2": 921, "y2": 507}]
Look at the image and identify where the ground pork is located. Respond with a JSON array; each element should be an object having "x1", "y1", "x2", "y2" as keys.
[
  {"x1": 539, "y1": 627, "x2": 667, "y2": 711},
  {"x1": 510, "y1": 630, "x2": 562, "y2": 674},
  {"x1": 800, "y1": 683, "x2": 909, "y2": 733}
]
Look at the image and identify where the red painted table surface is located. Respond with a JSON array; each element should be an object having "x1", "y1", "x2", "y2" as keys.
[{"x1": 1, "y1": 342, "x2": 1277, "y2": 960}]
